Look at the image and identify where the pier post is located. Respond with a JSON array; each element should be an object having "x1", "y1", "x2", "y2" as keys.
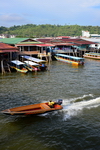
[
  {"x1": 7, "y1": 63, "x2": 11, "y2": 73},
  {"x1": 1, "y1": 60, "x2": 5, "y2": 75}
]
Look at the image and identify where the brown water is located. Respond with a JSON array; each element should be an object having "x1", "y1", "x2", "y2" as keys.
[{"x1": 0, "y1": 59, "x2": 100, "y2": 150}]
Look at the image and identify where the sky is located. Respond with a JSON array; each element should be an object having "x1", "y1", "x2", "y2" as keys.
[{"x1": 0, "y1": 0, "x2": 100, "y2": 27}]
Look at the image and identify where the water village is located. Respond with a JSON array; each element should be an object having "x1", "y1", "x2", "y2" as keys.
[{"x1": 0, "y1": 30, "x2": 100, "y2": 74}]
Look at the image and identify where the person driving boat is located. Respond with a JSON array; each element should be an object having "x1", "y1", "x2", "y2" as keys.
[{"x1": 48, "y1": 100, "x2": 55, "y2": 108}]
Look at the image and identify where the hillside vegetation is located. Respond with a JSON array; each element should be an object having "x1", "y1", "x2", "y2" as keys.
[{"x1": 0, "y1": 24, "x2": 100, "y2": 38}]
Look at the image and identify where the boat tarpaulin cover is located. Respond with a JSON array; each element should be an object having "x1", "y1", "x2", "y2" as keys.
[
  {"x1": 21, "y1": 55, "x2": 45, "y2": 63},
  {"x1": 11, "y1": 60, "x2": 25, "y2": 65},
  {"x1": 24, "y1": 61, "x2": 39, "y2": 66}
]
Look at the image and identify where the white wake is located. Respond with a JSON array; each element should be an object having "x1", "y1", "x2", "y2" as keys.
[{"x1": 62, "y1": 94, "x2": 100, "y2": 120}]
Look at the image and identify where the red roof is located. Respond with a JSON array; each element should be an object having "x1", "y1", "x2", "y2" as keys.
[
  {"x1": 16, "y1": 43, "x2": 55, "y2": 47},
  {"x1": 60, "y1": 38, "x2": 96, "y2": 45},
  {"x1": 36, "y1": 38, "x2": 52, "y2": 43},
  {"x1": 0, "y1": 42, "x2": 18, "y2": 53},
  {"x1": 56, "y1": 36, "x2": 70, "y2": 39},
  {"x1": 36, "y1": 44, "x2": 55, "y2": 47},
  {"x1": 52, "y1": 43, "x2": 76, "y2": 46},
  {"x1": 36, "y1": 38, "x2": 95, "y2": 45}
]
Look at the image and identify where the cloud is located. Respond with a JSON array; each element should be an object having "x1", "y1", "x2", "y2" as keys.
[
  {"x1": 0, "y1": 14, "x2": 22, "y2": 22},
  {"x1": 1, "y1": 0, "x2": 100, "y2": 26},
  {"x1": 0, "y1": 14, "x2": 29, "y2": 27}
]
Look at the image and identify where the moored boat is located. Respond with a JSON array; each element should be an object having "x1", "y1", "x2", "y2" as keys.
[
  {"x1": 8, "y1": 60, "x2": 28, "y2": 73},
  {"x1": 83, "y1": 52, "x2": 100, "y2": 60},
  {"x1": 21, "y1": 55, "x2": 47, "y2": 71},
  {"x1": 24, "y1": 61, "x2": 40, "y2": 72},
  {"x1": 55, "y1": 54, "x2": 84, "y2": 65},
  {"x1": 1, "y1": 99, "x2": 63, "y2": 115}
]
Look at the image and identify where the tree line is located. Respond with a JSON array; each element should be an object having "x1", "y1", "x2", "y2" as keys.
[{"x1": 0, "y1": 24, "x2": 100, "y2": 38}]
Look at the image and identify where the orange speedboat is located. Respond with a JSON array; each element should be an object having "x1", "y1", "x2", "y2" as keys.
[{"x1": 1, "y1": 99, "x2": 63, "y2": 115}]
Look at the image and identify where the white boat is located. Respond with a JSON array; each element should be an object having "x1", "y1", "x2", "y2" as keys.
[
  {"x1": 24, "y1": 61, "x2": 40, "y2": 71},
  {"x1": 21, "y1": 55, "x2": 47, "y2": 71},
  {"x1": 83, "y1": 52, "x2": 100, "y2": 60},
  {"x1": 8, "y1": 60, "x2": 28, "y2": 73}
]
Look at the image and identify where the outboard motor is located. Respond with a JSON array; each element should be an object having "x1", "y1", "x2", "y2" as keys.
[{"x1": 57, "y1": 99, "x2": 63, "y2": 105}]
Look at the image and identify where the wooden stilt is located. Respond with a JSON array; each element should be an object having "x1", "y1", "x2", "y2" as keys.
[
  {"x1": 1, "y1": 60, "x2": 5, "y2": 75},
  {"x1": 46, "y1": 55, "x2": 48, "y2": 62},
  {"x1": 7, "y1": 64, "x2": 11, "y2": 72},
  {"x1": 47, "y1": 52, "x2": 52, "y2": 71}
]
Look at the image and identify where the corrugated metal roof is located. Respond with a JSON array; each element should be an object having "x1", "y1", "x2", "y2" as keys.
[
  {"x1": 0, "y1": 38, "x2": 29, "y2": 44},
  {"x1": 0, "y1": 42, "x2": 18, "y2": 49},
  {"x1": 36, "y1": 38, "x2": 52, "y2": 43},
  {"x1": 0, "y1": 42, "x2": 18, "y2": 53},
  {"x1": 51, "y1": 43, "x2": 76, "y2": 46},
  {"x1": 0, "y1": 50, "x2": 18, "y2": 53},
  {"x1": 16, "y1": 43, "x2": 54, "y2": 47},
  {"x1": 37, "y1": 38, "x2": 96, "y2": 45},
  {"x1": 16, "y1": 41, "x2": 42, "y2": 46},
  {"x1": 56, "y1": 36, "x2": 70, "y2": 39},
  {"x1": 36, "y1": 44, "x2": 54, "y2": 47}
]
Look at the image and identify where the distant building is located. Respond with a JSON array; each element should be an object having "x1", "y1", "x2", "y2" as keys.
[
  {"x1": 82, "y1": 31, "x2": 100, "y2": 38},
  {"x1": 0, "y1": 34, "x2": 7, "y2": 38},
  {"x1": 82, "y1": 31, "x2": 90, "y2": 38},
  {"x1": 9, "y1": 35, "x2": 16, "y2": 38},
  {"x1": 0, "y1": 34, "x2": 16, "y2": 39}
]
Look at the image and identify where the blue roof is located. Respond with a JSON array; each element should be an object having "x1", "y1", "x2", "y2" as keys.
[{"x1": 56, "y1": 54, "x2": 84, "y2": 60}]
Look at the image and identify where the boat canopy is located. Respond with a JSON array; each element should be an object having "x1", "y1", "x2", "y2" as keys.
[
  {"x1": 11, "y1": 60, "x2": 25, "y2": 65},
  {"x1": 56, "y1": 54, "x2": 84, "y2": 60},
  {"x1": 21, "y1": 55, "x2": 45, "y2": 63},
  {"x1": 24, "y1": 61, "x2": 39, "y2": 66}
]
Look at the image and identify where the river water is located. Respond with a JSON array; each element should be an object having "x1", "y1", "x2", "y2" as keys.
[{"x1": 0, "y1": 59, "x2": 100, "y2": 150}]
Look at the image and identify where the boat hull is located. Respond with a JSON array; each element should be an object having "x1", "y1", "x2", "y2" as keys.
[
  {"x1": 25, "y1": 66, "x2": 40, "y2": 72},
  {"x1": 83, "y1": 55, "x2": 100, "y2": 60},
  {"x1": 9, "y1": 65, "x2": 28, "y2": 73},
  {"x1": 1, "y1": 102, "x2": 63, "y2": 115},
  {"x1": 55, "y1": 56, "x2": 84, "y2": 66},
  {"x1": 15, "y1": 67, "x2": 28, "y2": 73},
  {"x1": 24, "y1": 61, "x2": 41, "y2": 72},
  {"x1": 8, "y1": 60, "x2": 28, "y2": 73}
]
